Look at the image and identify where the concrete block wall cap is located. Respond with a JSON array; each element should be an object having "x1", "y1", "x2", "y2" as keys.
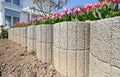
[
  {"x1": 53, "y1": 21, "x2": 90, "y2": 26},
  {"x1": 40, "y1": 24, "x2": 53, "y2": 26},
  {"x1": 90, "y1": 16, "x2": 120, "y2": 23},
  {"x1": 53, "y1": 23, "x2": 60, "y2": 26}
]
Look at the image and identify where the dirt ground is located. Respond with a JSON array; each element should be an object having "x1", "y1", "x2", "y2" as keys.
[{"x1": 0, "y1": 39, "x2": 62, "y2": 77}]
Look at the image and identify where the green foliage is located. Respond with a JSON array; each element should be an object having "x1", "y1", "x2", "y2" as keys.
[
  {"x1": 1, "y1": 29, "x2": 8, "y2": 38},
  {"x1": 30, "y1": 49, "x2": 36, "y2": 56}
]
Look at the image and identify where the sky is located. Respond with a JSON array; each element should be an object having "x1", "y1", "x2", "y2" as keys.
[
  {"x1": 62, "y1": 0, "x2": 120, "y2": 9},
  {"x1": 64, "y1": 0, "x2": 98, "y2": 8}
]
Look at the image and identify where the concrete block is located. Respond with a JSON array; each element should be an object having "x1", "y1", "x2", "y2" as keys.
[
  {"x1": 77, "y1": 50, "x2": 86, "y2": 77},
  {"x1": 36, "y1": 26, "x2": 39, "y2": 41},
  {"x1": 68, "y1": 51, "x2": 76, "y2": 77},
  {"x1": 60, "y1": 49, "x2": 67, "y2": 77},
  {"x1": 33, "y1": 39, "x2": 36, "y2": 51},
  {"x1": 46, "y1": 43, "x2": 53, "y2": 61},
  {"x1": 111, "y1": 66, "x2": 120, "y2": 77},
  {"x1": 27, "y1": 39, "x2": 34, "y2": 52},
  {"x1": 54, "y1": 47, "x2": 60, "y2": 73},
  {"x1": 89, "y1": 54, "x2": 111, "y2": 77},
  {"x1": 25, "y1": 27, "x2": 27, "y2": 38},
  {"x1": 46, "y1": 25, "x2": 53, "y2": 43},
  {"x1": 90, "y1": 19, "x2": 112, "y2": 63},
  {"x1": 53, "y1": 23, "x2": 60, "y2": 48},
  {"x1": 27, "y1": 26, "x2": 31, "y2": 39},
  {"x1": 68, "y1": 22, "x2": 77, "y2": 50},
  {"x1": 41, "y1": 43, "x2": 47, "y2": 62},
  {"x1": 36, "y1": 25, "x2": 42, "y2": 42},
  {"x1": 111, "y1": 17, "x2": 120, "y2": 68},
  {"x1": 41, "y1": 25, "x2": 47, "y2": 43},
  {"x1": 33, "y1": 26, "x2": 36, "y2": 40},
  {"x1": 60, "y1": 22, "x2": 68, "y2": 50},
  {"x1": 31, "y1": 26, "x2": 34, "y2": 39},
  {"x1": 77, "y1": 22, "x2": 85, "y2": 50},
  {"x1": 36, "y1": 42, "x2": 42, "y2": 60}
]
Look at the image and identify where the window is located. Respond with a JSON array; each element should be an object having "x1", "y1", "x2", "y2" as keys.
[
  {"x1": 13, "y1": 0, "x2": 20, "y2": 6},
  {"x1": 5, "y1": 0, "x2": 11, "y2": 3},
  {"x1": 5, "y1": 16, "x2": 11, "y2": 26},
  {"x1": 13, "y1": 17, "x2": 19, "y2": 24}
]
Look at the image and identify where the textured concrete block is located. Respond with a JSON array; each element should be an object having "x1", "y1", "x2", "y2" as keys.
[
  {"x1": 33, "y1": 39, "x2": 36, "y2": 50},
  {"x1": 41, "y1": 25, "x2": 47, "y2": 43},
  {"x1": 46, "y1": 25, "x2": 53, "y2": 43},
  {"x1": 27, "y1": 39, "x2": 34, "y2": 52},
  {"x1": 36, "y1": 42, "x2": 42, "y2": 60},
  {"x1": 68, "y1": 22, "x2": 77, "y2": 50},
  {"x1": 77, "y1": 23, "x2": 85, "y2": 50},
  {"x1": 60, "y1": 49, "x2": 67, "y2": 77},
  {"x1": 36, "y1": 25, "x2": 42, "y2": 42},
  {"x1": 111, "y1": 17, "x2": 120, "y2": 68},
  {"x1": 89, "y1": 54, "x2": 111, "y2": 77},
  {"x1": 111, "y1": 66, "x2": 120, "y2": 77},
  {"x1": 54, "y1": 23, "x2": 60, "y2": 48},
  {"x1": 60, "y1": 22, "x2": 68, "y2": 50},
  {"x1": 77, "y1": 50, "x2": 86, "y2": 77},
  {"x1": 90, "y1": 19, "x2": 112, "y2": 63},
  {"x1": 41, "y1": 43, "x2": 47, "y2": 62},
  {"x1": 46, "y1": 43, "x2": 52, "y2": 61},
  {"x1": 54, "y1": 47, "x2": 60, "y2": 73},
  {"x1": 27, "y1": 27, "x2": 30, "y2": 39},
  {"x1": 84, "y1": 24, "x2": 90, "y2": 50},
  {"x1": 33, "y1": 26, "x2": 36, "y2": 39},
  {"x1": 68, "y1": 51, "x2": 76, "y2": 77},
  {"x1": 31, "y1": 26, "x2": 34, "y2": 39},
  {"x1": 27, "y1": 26, "x2": 34, "y2": 39}
]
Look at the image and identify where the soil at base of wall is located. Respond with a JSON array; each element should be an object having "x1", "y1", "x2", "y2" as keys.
[{"x1": 0, "y1": 39, "x2": 62, "y2": 77}]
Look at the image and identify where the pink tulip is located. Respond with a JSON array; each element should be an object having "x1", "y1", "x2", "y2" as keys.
[
  {"x1": 94, "y1": 2, "x2": 101, "y2": 8},
  {"x1": 32, "y1": 18, "x2": 37, "y2": 22},
  {"x1": 75, "y1": 8, "x2": 81, "y2": 14},
  {"x1": 37, "y1": 18, "x2": 42, "y2": 21},
  {"x1": 24, "y1": 20, "x2": 31, "y2": 24},
  {"x1": 87, "y1": 4, "x2": 93, "y2": 9},
  {"x1": 116, "y1": 0, "x2": 120, "y2": 3},
  {"x1": 66, "y1": 11, "x2": 70, "y2": 15},
  {"x1": 70, "y1": 6, "x2": 74, "y2": 11},
  {"x1": 58, "y1": 13, "x2": 64, "y2": 18},
  {"x1": 106, "y1": 0, "x2": 112, "y2": 2},
  {"x1": 83, "y1": 5, "x2": 88, "y2": 10},
  {"x1": 64, "y1": 8, "x2": 68, "y2": 13}
]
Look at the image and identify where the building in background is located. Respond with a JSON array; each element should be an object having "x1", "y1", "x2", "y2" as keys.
[{"x1": 0, "y1": 0, "x2": 44, "y2": 26}]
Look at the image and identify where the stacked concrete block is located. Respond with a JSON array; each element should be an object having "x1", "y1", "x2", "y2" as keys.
[
  {"x1": 27, "y1": 26, "x2": 36, "y2": 52},
  {"x1": 23, "y1": 27, "x2": 27, "y2": 47},
  {"x1": 53, "y1": 21, "x2": 90, "y2": 77},
  {"x1": 8, "y1": 27, "x2": 27, "y2": 47},
  {"x1": 90, "y1": 17, "x2": 120, "y2": 77},
  {"x1": 17, "y1": 28, "x2": 21, "y2": 44},
  {"x1": 8, "y1": 29, "x2": 12, "y2": 40},
  {"x1": 36, "y1": 25, "x2": 53, "y2": 62}
]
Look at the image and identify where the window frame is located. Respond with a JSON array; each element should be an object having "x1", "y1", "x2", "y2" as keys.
[
  {"x1": 5, "y1": 0, "x2": 11, "y2": 3},
  {"x1": 13, "y1": 0, "x2": 20, "y2": 6}
]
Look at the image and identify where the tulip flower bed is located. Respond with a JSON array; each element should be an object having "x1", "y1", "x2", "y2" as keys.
[{"x1": 11, "y1": 0, "x2": 120, "y2": 28}]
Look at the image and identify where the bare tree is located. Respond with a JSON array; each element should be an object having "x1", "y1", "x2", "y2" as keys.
[{"x1": 33, "y1": 0, "x2": 69, "y2": 15}]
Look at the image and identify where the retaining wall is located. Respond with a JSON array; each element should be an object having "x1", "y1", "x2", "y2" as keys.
[
  {"x1": 8, "y1": 16, "x2": 120, "y2": 77},
  {"x1": 90, "y1": 17, "x2": 120, "y2": 77},
  {"x1": 53, "y1": 22, "x2": 90, "y2": 77},
  {"x1": 36, "y1": 25, "x2": 53, "y2": 62}
]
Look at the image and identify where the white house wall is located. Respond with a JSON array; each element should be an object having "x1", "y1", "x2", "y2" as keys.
[{"x1": 20, "y1": 12, "x2": 28, "y2": 22}]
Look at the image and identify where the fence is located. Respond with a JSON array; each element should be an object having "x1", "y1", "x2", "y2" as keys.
[{"x1": 8, "y1": 16, "x2": 120, "y2": 77}]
